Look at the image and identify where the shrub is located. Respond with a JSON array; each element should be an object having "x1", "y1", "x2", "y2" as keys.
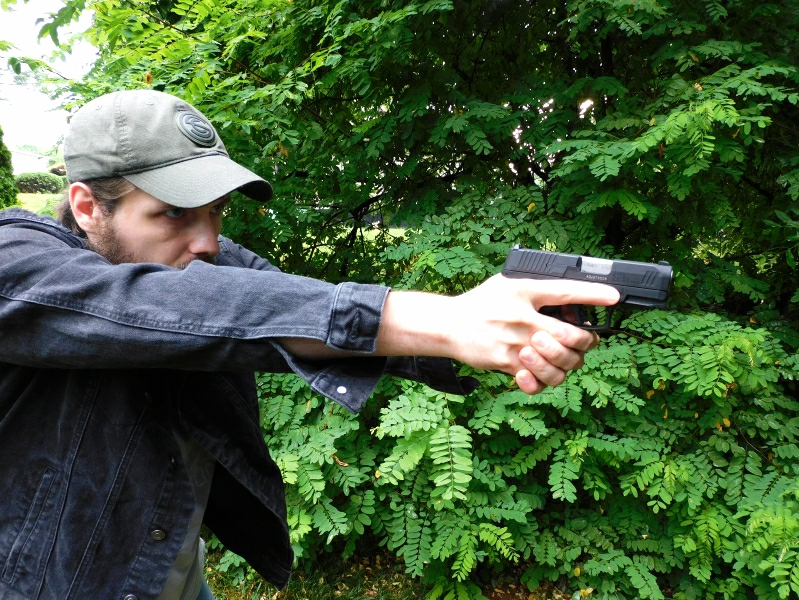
[
  {"x1": 14, "y1": 171, "x2": 66, "y2": 194},
  {"x1": 247, "y1": 190, "x2": 799, "y2": 600},
  {"x1": 0, "y1": 126, "x2": 17, "y2": 209}
]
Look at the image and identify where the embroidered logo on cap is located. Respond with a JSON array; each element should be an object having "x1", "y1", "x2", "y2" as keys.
[{"x1": 175, "y1": 112, "x2": 217, "y2": 147}]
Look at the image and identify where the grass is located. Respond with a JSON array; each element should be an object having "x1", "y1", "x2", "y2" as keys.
[
  {"x1": 205, "y1": 544, "x2": 427, "y2": 600},
  {"x1": 203, "y1": 535, "x2": 557, "y2": 600},
  {"x1": 16, "y1": 192, "x2": 62, "y2": 215},
  {"x1": 204, "y1": 545, "x2": 557, "y2": 600}
]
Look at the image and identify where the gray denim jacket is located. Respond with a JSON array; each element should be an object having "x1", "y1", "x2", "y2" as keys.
[{"x1": 0, "y1": 209, "x2": 477, "y2": 600}]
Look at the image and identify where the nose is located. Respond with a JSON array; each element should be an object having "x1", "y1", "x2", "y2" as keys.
[{"x1": 187, "y1": 216, "x2": 221, "y2": 258}]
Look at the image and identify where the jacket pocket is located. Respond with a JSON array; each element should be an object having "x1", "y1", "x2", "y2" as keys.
[{"x1": 2, "y1": 466, "x2": 60, "y2": 595}]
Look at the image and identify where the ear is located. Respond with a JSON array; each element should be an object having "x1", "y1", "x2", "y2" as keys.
[{"x1": 69, "y1": 183, "x2": 103, "y2": 235}]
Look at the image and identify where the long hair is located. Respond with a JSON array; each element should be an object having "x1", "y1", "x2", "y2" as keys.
[{"x1": 57, "y1": 178, "x2": 136, "y2": 236}]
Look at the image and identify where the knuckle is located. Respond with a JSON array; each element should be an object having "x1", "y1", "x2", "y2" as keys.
[
  {"x1": 539, "y1": 369, "x2": 566, "y2": 387},
  {"x1": 565, "y1": 351, "x2": 585, "y2": 371},
  {"x1": 498, "y1": 353, "x2": 520, "y2": 375},
  {"x1": 519, "y1": 345, "x2": 540, "y2": 365}
]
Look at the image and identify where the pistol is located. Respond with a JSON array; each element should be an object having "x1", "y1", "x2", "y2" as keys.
[{"x1": 502, "y1": 246, "x2": 673, "y2": 330}]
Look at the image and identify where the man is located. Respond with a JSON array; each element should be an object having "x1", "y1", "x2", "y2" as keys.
[{"x1": 0, "y1": 90, "x2": 618, "y2": 600}]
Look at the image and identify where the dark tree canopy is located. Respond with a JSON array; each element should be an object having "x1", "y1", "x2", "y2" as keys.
[{"x1": 44, "y1": 0, "x2": 799, "y2": 322}]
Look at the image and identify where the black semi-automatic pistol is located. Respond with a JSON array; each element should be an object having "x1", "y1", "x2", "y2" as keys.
[{"x1": 501, "y1": 246, "x2": 673, "y2": 330}]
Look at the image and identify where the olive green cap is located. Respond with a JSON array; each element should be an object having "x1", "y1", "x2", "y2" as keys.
[{"x1": 64, "y1": 90, "x2": 273, "y2": 207}]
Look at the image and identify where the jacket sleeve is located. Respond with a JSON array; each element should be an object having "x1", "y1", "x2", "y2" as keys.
[
  {"x1": 385, "y1": 357, "x2": 480, "y2": 396},
  {"x1": 0, "y1": 210, "x2": 476, "y2": 412},
  {"x1": 216, "y1": 236, "x2": 481, "y2": 411}
]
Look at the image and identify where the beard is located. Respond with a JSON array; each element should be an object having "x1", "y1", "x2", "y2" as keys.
[
  {"x1": 86, "y1": 217, "x2": 138, "y2": 265},
  {"x1": 87, "y1": 217, "x2": 217, "y2": 269}
]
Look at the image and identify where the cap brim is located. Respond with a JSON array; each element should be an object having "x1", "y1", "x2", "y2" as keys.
[{"x1": 123, "y1": 154, "x2": 273, "y2": 208}]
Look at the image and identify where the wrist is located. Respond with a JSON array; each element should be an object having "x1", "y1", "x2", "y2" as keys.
[{"x1": 375, "y1": 290, "x2": 458, "y2": 358}]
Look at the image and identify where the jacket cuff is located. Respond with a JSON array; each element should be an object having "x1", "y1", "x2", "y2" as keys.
[
  {"x1": 268, "y1": 340, "x2": 387, "y2": 413},
  {"x1": 269, "y1": 349, "x2": 479, "y2": 414},
  {"x1": 326, "y1": 283, "x2": 390, "y2": 352}
]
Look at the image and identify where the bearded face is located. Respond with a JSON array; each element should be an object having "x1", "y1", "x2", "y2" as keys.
[{"x1": 83, "y1": 188, "x2": 228, "y2": 268}]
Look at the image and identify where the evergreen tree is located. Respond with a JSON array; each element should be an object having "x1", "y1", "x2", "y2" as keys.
[{"x1": 0, "y1": 124, "x2": 17, "y2": 209}]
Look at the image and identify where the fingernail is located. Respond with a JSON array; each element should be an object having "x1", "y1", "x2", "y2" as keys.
[{"x1": 517, "y1": 370, "x2": 535, "y2": 389}]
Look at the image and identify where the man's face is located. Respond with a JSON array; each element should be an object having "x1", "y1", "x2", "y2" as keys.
[{"x1": 88, "y1": 188, "x2": 229, "y2": 268}]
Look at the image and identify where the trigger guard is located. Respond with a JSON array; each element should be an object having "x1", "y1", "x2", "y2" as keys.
[{"x1": 539, "y1": 304, "x2": 613, "y2": 331}]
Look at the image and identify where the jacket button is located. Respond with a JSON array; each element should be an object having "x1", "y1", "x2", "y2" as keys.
[
  {"x1": 150, "y1": 529, "x2": 166, "y2": 541},
  {"x1": 123, "y1": 595, "x2": 138, "y2": 600}
]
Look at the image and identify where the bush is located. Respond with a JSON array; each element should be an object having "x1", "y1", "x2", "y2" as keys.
[
  {"x1": 0, "y1": 126, "x2": 17, "y2": 209},
  {"x1": 14, "y1": 171, "x2": 66, "y2": 194},
  {"x1": 250, "y1": 190, "x2": 799, "y2": 600}
]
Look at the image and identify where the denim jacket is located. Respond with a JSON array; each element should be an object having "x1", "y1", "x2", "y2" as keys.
[{"x1": 0, "y1": 209, "x2": 477, "y2": 600}]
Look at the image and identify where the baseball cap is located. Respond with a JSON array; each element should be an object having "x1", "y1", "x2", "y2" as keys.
[{"x1": 63, "y1": 89, "x2": 273, "y2": 208}]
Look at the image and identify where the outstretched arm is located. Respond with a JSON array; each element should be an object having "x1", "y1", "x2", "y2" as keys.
[
  {"x1": 281, "y1": 274, "x2": 620, "y2": 394},
  {"x1": 0, "y1": 211, "x2": 615, "y2": 400}
]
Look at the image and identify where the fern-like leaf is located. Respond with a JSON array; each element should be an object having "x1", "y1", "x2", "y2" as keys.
[
  {"x1": 452, "y1": 530, "x2": 478, "y2": 581},
  {"x1": 429, "y1": 423, "x2": 474, "y2": 505},
  {"x1": 377, "y1": 431, "x2": 431, "y2": 485},
  {"x1": 312, "y1": 498, "x2": 350, "y2": 544},
  {"x1": 478, "y1": 523, "x2": 520, "y2": 562}
]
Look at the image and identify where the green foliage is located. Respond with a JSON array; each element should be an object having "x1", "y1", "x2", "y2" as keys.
[
  {"x1": 14, "y1": 144, "x2": 64, "y2": 169},
  {"x1": 22, "y1": 0, "x2": 799, "y2": 597},
  {"x1": 245, "y1": 304, "x2": 799, "y2": 599},
  {"x1": 0, "y1": 125, "x2": 17, "y2": 209},
  {"x1": 17, "y1": 192, "x2": 62, "y2": 217},
  {"x1": 13, "y1": 171, "x2": 65, "y2": 194},
  {"x1": 31, "y1": 0, "x2": 799, "y2": 309}
]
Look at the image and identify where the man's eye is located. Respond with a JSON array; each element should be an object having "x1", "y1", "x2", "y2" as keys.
[
  {"x1": 210, "y1": 203, "x2": 228, "y2": 215},
  {"x1": 165, "y1": 208, "x2": 185, "y2": 218}
]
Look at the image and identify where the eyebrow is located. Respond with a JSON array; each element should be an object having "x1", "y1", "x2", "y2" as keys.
[{"x1": 159, "y1": 196, "x2": 231, "y2": 212}]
